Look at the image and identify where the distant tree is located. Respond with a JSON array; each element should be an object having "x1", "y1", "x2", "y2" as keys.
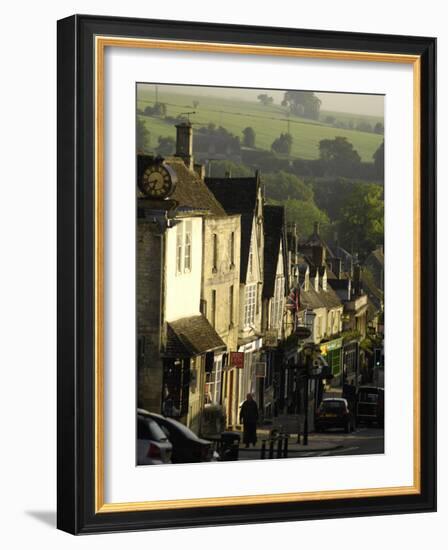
[
  {"x1": 325, "y1": 115, "x2": 336, "y2": 124},
  {"x1": 263, "y1": 171, "x2": 313, "y2": 203},
  {"x1": 339, "y1": 183, "x2": 384, "y2": 260},
  {"x1": 144, "y1": 102, "x2": 167, "y2": 117},
  {"x1": 155, "y1": 135, "x2": 175, "y2": 156},
  {"x1": 271, "y1": 133, "x2": 293, "y2": 155},
  {"x1": 196, "y1": 124, "x2": 240, "y2": 154},
  {"x1": 356, "y1": 120, "x2": 373, "y2": 133},
  {"x1": 257, "y1": 94, "x2": 274, "y2": 106},
  {"x1": 192, "y1": 100, "x2": 200, "y2": 109},
  {"x1": 373, "y1": 141, "x2": 384, "y2": 178},
  {"x1": 374, "y1": 122, "x2": 384, "y2": 134},
  {"x1": 208, "y1": 160, "x2": 253, "y2": 178},
  {"x1": 136, "y1": 118, "x2": 151, "y2": 153},
  {"x1": 281, "y1": 198, "x2": 329, "y2": 236},
  {"x1": 319, "y1": 136, "x2": 361, "y2": 176},
  {"x1": 242, "y1": 127, "x2": 256, "y2": 148},
  {"x1": 282, "y1": 91, "x2": 321, "y2": 120}
]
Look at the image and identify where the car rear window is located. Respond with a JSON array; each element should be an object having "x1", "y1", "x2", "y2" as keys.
[
  {"x1": 321, "y1": 401, "x2": 345, "y2": 412},
  {"x1": 137, "y1": 416, "x2": 168, "y2": 442},
  {"x1": 359, "y1": 391, "x2": 378, "y2": 403}
]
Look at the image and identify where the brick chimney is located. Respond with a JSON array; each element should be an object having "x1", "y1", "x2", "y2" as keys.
[{"x1": 175, "y1": 122, "x2": 193, "y2": 169}]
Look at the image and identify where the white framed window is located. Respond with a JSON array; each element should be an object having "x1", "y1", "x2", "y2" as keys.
[
  {"x1": 175, "y1": 220, "x2": 193, "y2": 275},
  {"x1": 244, "y1": 284, "x2": 257, "y2": 327},
  {"x1": 248, "y1": 239, "x2": 254, "y2": 275},
  {"x1": 316, "y1": 316, "x2": 322, "y2": 338},
  {"x1": 176, "y1": 223, "x2": 183, "y2": 275},
  {"x1": 206, "y1": 358, "x2": 223, "y2": 404},
  {"x1": 184, "y1": 221, "x2": 192, "y2": 272}
]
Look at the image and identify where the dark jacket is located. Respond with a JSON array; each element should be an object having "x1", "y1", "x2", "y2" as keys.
[{"x1": 240, "y1": 400, "x2": 259, "y2": 424}]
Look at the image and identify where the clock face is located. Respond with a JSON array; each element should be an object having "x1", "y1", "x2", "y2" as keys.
[{"x1": 140, "y1": 164, "x2": 175, "y2": 199}]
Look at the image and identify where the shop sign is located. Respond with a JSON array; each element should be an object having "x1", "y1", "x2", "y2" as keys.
[
  {"x1": 255, "y1": 362, "x2": 267, "y2": 377},
  {"x1": 320, "y1": 337, "x2": 343, "y2": 355},
  {"x1": 229, "y1": 351, "x2": 245, "y2": 369}
]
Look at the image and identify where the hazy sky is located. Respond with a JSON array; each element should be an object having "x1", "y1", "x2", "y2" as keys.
[{"x1": 139, "y1": 83, "x2": 384, "y2": 117}]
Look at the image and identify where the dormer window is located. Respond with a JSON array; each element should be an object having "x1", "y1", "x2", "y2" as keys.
[{"x1": 313, "y1": 270, "x2": 319, "y2": 291}]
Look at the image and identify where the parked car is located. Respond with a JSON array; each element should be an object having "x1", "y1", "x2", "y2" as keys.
[
  {"x1": 137, "y1": 411, "x2": 173, "y2": 465},
  {"x1": 356, "y1": 386, "x2": 384, "y2": 427},
  {"x1": 315, "y1": 398, "x2": 355, "y2": 433},
  {"x1": 138, "y1": 409, "x2": 214, "y2": 463}
]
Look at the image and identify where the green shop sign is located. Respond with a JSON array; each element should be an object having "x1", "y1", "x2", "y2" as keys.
[{"x1": 320, "y1": 337, "x2": 343, "y2": 355}]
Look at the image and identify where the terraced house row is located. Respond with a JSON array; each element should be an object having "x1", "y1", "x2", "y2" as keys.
[{"x1": 137, "y1": 122, "x2": 383, "y2": 436}]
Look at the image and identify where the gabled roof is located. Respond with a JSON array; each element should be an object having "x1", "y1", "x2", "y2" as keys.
[
  {"x1": 301, "y1": 225, "x2": 335, "y2": 258},
  {"x1": 299, "y1": 283, "x2": 343, "y2": 311},
  {"x1": 137, "y1": 155, "x2": 227, "y2": 218},
  {"x1": 263, "y1": 205, "x2": 288, "y2": 299},
  {"x1": 205, "y1": 176, "x2": 260, "y2": 282},
  {"x1": 167, "y1": 158, "x2": 227, "y2": 217}
]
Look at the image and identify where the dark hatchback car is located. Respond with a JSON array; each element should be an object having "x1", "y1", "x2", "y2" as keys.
[
  {"x1": 137, "y1": 412, "x2": 173, "y2": 465},
  {"x1": 138, "y1": 409, "x2": 214, "y2": 463},
  {"x1": 315, "y1": 398, "x2": 355, "y2": 433}
]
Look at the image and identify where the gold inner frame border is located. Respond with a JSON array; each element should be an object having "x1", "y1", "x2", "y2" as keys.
[{"x1": 94, "y1": 36, "x2": 421, "y2": 513}]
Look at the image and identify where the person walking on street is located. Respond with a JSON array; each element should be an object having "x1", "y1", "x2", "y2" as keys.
[{"x1": 240, "y1": 393, "x2": 259, "y2": 447}]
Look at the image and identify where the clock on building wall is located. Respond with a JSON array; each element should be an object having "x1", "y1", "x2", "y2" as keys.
[{"x1": 139, "y1": 162, "x2": 177, "y2": 199}]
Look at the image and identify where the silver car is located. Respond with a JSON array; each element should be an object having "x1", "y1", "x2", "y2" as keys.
[{"x1": 137, "y1": 412, "x2": 173, "y2": 465}]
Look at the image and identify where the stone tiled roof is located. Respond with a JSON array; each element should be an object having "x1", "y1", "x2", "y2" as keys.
[
  {"x1": 263, "y1": 205, "x2": 287, "y2": 299},
  {"x1": 137, "y1": 155, "x2": 227, "y2": 217},
  {"x1": 205, "y1": 176, "x2": 259, "y2": 283},
  {"x1": 167, "y1": 158, "x2": 227, "y2": 217},
  {"x1": 165, "y1": 315, "x2": 226, "y2": 358},
  {"x1": 299, "y1": 283, "x2": 343, "y2": 311}
]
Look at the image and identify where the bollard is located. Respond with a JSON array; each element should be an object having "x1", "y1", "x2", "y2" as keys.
[
  {"x1": 283, "y1": 435, "x2": 289, "y2": 458},
  {"x1": 276, "y1": 436, "x2": 283, "y2": 458},
  {"x1": 261, "y1": 440, "x2": 266, "y2": 459},
  {"x1": 268, "y1": 438, "x2": 275, "y2": 459}
]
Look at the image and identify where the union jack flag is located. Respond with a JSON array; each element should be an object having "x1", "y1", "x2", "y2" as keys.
[{"x1": 285, "y1": 287, "x2": 300, "y2": 313}]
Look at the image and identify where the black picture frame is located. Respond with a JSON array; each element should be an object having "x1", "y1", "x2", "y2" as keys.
[{"x1": 57, "y1": 14, "x2": 436, "y2": 534}]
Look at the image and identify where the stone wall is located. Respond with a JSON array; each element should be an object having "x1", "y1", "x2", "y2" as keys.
[{"x1": 137, "y1": 220, "x2": 164, "y2": 413}]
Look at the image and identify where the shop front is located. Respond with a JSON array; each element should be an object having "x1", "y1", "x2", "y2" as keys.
[{"x1": 320, "y1": 336, "x2": 343, "y2": 386}]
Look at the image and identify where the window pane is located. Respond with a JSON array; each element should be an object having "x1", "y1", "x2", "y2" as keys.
[
  {"x1": 176, "y1": 223, "x2": 183, "y2": 274},
  {"x1": 184, "y1": 221, "x2": 192, "y2": 272}
]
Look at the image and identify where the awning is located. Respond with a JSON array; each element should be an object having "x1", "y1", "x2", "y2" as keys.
[{"x1": 164, "y1": 315, "x2": 226, "y2": 358}]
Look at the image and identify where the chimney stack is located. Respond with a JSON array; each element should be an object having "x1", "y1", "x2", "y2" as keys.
[
  {"x1": 312, "y1": 244, "x2": 326, "y2": 267},
  {"x1": 175, "y1": 122, "x2": 193, "y2": 169},
  {"x1": 332, "y1": 257, "x2": 342, "y2": 279}
]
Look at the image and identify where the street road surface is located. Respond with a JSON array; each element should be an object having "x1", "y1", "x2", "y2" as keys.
[{"x1": 237, "y1": 427, "x2": 384, "y2": 461}]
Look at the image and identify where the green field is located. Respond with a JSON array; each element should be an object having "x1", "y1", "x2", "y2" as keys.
[{"x1": 137, "y1": 88, "x2": 383, "y2": 162}]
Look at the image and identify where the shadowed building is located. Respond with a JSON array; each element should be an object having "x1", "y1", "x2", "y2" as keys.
[
  {"x1": 206, "y1": 173, "x2": 265, "y2": 428},
  {"x1": 137, "y1": 122, "x2": 240, "y2": 435}
]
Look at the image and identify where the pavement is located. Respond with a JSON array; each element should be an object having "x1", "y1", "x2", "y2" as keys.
[{"x1": 233, "y1": 412, "x2": 345, "y2": 460}]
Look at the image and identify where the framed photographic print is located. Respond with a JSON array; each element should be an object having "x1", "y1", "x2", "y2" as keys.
[{"x1": 57, "y1": 14, "x2": 436, "y2": 534}]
